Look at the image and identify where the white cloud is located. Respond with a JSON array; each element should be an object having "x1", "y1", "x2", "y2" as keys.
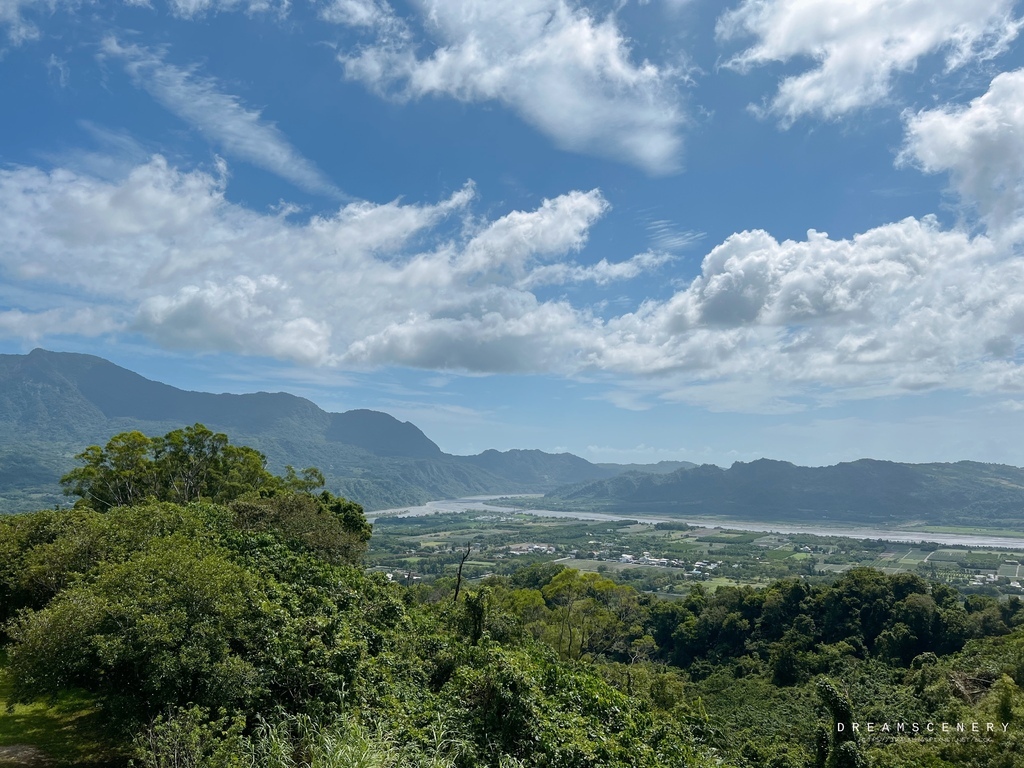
[
  {"x1": 455, "y1": 189, "x2": 609, "y2": 277},
  {"x1": 0, "y1": 307, "x2": 121, "y2": 340},
  {"x1": 319, "y1": 0, "x2": 398, "y2": 28},
  {"x1": 101, "y1": 38, "x2": 341, "y2": 197},
  {"x1": 47, "y1": 53, "x2": 69, "y2": 87},
  {"x1": 718, "y1": 0, "x2": 1021, "y2": 123},
  {"x1": 163, "y1": 0, "x2": 287, "y2": 18},
  {"x1": 900, "y1": 68, "x2": 1024, "y2": 233},
  {"x1": 521, "y1": 250, "x2": 672, "y2": 288},
  {"x1": 0, "y1": 157, "x2": 612, "y2": 369},
  {"x1": 338, "y1": 0, "x2": 684, "y2": 173},
  {"x1": 0, "y1": 0, "x2": 72, "y2": 44},
  {"x1": 4, "y1": 155, "x2": 1024, "y2": 413},
  {"x1": 594, "y1": 217, "x2": 1024, "y2": 410}
]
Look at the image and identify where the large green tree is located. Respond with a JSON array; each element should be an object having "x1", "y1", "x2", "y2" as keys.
[{"x1": 60, "y1": 424, "x2": 282, "y2": 509}]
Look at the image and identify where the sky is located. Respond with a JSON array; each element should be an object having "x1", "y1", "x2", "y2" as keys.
[{"x1": 3, "y1": 0, "x2": 1024, "y2": 468}]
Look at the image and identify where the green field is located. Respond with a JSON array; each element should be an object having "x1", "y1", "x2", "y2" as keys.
[
  {"x1": 0, "y1": 654, "x2": 121, "y2": 767},
  {"x1": 367, "y1": 510, "x2": 1024, "y2": 599}
]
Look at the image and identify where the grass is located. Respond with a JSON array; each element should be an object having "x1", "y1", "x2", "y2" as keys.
[
  {"x1": 0, "y1": 652, "x2": 124, "y2": 767},
  {"x1": 898, "y1": 548, "x2": 930, "y2": 564}
]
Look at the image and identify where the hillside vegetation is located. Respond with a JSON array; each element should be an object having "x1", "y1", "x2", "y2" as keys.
[
  {"x1": 543, "y1": 458, "x2": 1024, "y2": 530},
  {"x1": 7, "y1": 351, "x2": 1024, "y2": 531},
  {"x1": 0, "y1": 349, "x2": 618, "y2": 512},
  {"x1": 3, "y1": 427, "x2": 1024, "y2": 766}
]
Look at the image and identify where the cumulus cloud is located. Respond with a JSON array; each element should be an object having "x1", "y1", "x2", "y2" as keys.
[
  {"x1": 3, "y1": 155, "x2": 1024, "y2": 412},
  {"x1": 594, "y1": 218, "x2": 1024, "y2": 410},
  {"x1": 718, "y1": 0, "x2": 1021, "y2": 123},
  {"x1": 337, "y1": 0, "x2": 684, "y2": 173},
  {"x1": 0, "y1": 157, "x2": 621, "y2": 368},
  {"x1": 101, "y1": 38, "x2": 342, "y2": 197},
  {"x1": 900, "y1": 68, "x2": 1024, "y2": 233}
]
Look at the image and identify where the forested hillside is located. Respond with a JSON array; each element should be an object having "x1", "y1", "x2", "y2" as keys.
[
  {"x1": 2, "y1": 427, "x2": 1024, "y2": 767},
  {"x1": 0, "y1": 349, "x2": 617, "y2": 512},
  {"x1": 7, "y1": 350, "x2": 1024, "y2": 534},
  {"x1": 544, "y1": 459, "x2": 1024, "y2": 530}
]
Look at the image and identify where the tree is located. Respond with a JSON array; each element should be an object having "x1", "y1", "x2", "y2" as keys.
[
  {"x1": 61, "y1": 431, "x2": 157, "y2": 509},
  {"x1": 816, "y1": 678, "x2": 866, "y2": 768},
  {"x1": 7, "y1": 535, "x2": 269, "y2": 719},
  {"x1": 153, "y1": 424, "x2": 231, "y2": 504},
  {"x1": 62, "y1": 425, "x2": 302, "y2": 509},
  {"x1": 229, "y1": 490, "x2": 371, "y2": 566}
]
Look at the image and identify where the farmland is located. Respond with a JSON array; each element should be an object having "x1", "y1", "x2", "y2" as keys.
[{"x1": 367, "y1": 510, "x2": 1024, "y2": 598}]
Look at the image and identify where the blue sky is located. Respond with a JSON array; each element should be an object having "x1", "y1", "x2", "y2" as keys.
[{"x1": 3, "y1": 0, "x2": 1024, "y2": 467}]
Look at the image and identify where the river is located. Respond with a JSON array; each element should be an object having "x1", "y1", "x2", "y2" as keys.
[{"x1": 367, "y1": 495, "x2": 1024, "y2": 551}]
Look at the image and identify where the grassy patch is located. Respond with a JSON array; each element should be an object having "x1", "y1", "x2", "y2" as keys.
[
  {"x1": 898, "y1": 548, "x2": 930, "y2": 563},
  {"x1": 0, "y1": 652, "x2": 124, "y2": 767}
]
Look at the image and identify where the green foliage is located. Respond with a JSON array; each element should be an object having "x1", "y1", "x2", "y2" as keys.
[
  {"x1": 14, "y1": 424, "x2": 1024, "y2": 768},
  {"x1": 7, "y1": 535, "x2": 269, "y2": 719},
  {"x1": 230, "y1": 490, "x2": 371, "y2": 565},
  {"x1": 0, "y1": 502, "x2": 233, "y2": 630},
  {"x1": 244, "y1": 712, "x2": 467, "y2": 768},
  {"x1": 132, "y1": 706, "x2": 246, "y2": 768},
  {"x1": 61, "y1": 424, "x2": 288, "y2": 509}
]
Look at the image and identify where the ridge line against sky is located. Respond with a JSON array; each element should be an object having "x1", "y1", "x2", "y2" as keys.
[{"x1": 2, "y1": 0, "x2": 1024, "y2": 467}]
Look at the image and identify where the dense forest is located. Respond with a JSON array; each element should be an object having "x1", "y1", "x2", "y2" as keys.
[{"x1": 3, "y1": 427, "x2": 1024, "y2": 767}]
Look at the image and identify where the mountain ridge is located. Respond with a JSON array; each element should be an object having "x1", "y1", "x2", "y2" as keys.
[
  {"x1": 5, "y1": 350, "x2": 1024, "y2": 530},
  {"x1": 543, "y1": 456, "x2": 1024, "y2": 529},
  {"x1": 0, "y1": 349, "x2": 617, "y2": 511}
]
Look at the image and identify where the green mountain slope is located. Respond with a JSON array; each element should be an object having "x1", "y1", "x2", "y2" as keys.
[
  {"x1": 0, "y1": 349, "x2": 615, "y2": 512},
  {"x1": 546, "y1": 457, "x2": 1024, "y2": 529}
]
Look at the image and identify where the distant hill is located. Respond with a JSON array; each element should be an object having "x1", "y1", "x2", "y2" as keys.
[
  {"x1": 595, "y1": 460, "x2": 697, "y2": 474},
  {"x1": 0, "y1": 349, "x2": 616, "y2": 512},
  {"x1": 545, "y1": 458, "x2": 1024, "y2": 530},
  {"x1": 8, "y1": 350, "x2": 1022, "y2": 529}
]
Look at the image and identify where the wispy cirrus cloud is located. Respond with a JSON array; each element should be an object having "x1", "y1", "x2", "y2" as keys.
[
  {"x1": 520, "y1": 251, "x2": 673, "y2": 289},
  {"x1": 334, "y1": 0, "x2": 685, "y2": 174},
  {"x1": 163, "y1": 0, "x2": 288, "y2": 17},
  {"x1": 0, "y1": 0, "x2": 73, "y2": 44},
  {"x1": 101, "y1": 37, "x2": 343, "y2": 198},
  {"x1": 1, "y1": 0, "x2": 285, "y2": 45},
  {"x1": 644, "y1": 217, "x2": 703, "y2": 252}
]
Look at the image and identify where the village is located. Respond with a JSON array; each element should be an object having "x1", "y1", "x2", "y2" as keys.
[{"x1": 366, "y1": 510, "x2": 1024, "y2": 598}]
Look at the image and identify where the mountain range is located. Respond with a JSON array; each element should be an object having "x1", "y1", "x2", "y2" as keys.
[
  {"x1": 3, "y1": 349, "x2": 1024, "y2": 530},
  {"x1": 0, "y1": 349, "x2": 679, "y2": 512},
  {"x1": 543, "y1": 458, "x2": 1024, "y2": 530}
]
